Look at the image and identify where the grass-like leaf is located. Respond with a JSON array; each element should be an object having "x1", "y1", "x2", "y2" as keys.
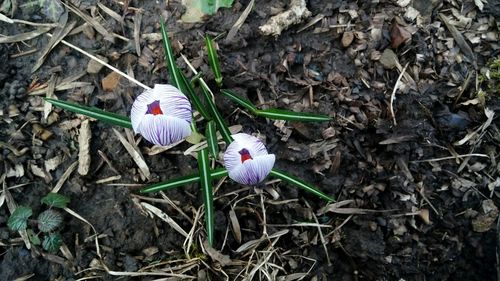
[
  {"x1": 7, "y1": 206, "x2": 33, "y2": 231},
  {"x1": 41, "y1": 193, "x2": 70, "y2": 208},
  {"x1": 140, "y1": 168, "x2": 228, "y2": 193},
  {"x1": 255, "y1": 109, "x2": 332, "y2": 122},
  {"x1": 42, "y1": 233, "x2": 62, "y2": 252},
  {"x1": 198, "y1": 148, "x2": 214, "y2": 245},
  {"x1": 160, "y1": 17, "x2": 185, "y2": 93},
  {"x1": 269, "y1": 169, "x2": 334, "y2": 202},
  {"x1": 37, "y1": 209, "x2": 63, "y2": 232},
  {"x1": 180, "y1": 72, "x2": 211, "y2": 120},
  {"x1": 206, "y1": 120, "x2": 219, "y2": 159},
  {"x1": 205, "y1": 35, "x2": 223, "y2": 87},
  {"x1": 220, "y1": 89, "x2": 257, "y2": 113},
  {"x1": 45, "y1": 98, "x2": 132, "y2": 128},
  {"x1": 199, "y1": 84, "x2": 233, "y2": 144}
]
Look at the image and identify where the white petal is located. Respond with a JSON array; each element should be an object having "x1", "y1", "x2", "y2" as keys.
[
  {"x1": 228, "y1": 154, "x2": 275, "y2": 185},
  {"x1": 153, "y1": 84, "x2": 192, "y2": 122},
  {"x1": 138, "y1": 114, "x2": 191, "y2": 146},
  {"x1": 130, "y1": 84, "x2": 192, "y2": 133},
  {"x1": 224, "y1": 133, "x2": 270, "y2": 173},
  {"x1": 231, "y1": 133, "x2": 268, "y2": 157}
]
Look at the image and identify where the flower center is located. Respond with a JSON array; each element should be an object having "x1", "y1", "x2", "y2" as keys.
[
  {"x1": 146, "y1": 100, "x2": 163, "y2": 115},
  {"x1": 239, "y1": 148, "x2": 253, "y2": 163}
]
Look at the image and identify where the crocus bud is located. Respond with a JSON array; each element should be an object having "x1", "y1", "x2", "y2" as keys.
[
  {"x1": 131, "y1": 84, "x2": 192, "y2": 146},
  {"x1": 223, "y1": 133, "x2": 275, "y2": 185}
]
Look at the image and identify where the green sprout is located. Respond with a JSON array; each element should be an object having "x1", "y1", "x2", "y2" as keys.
[
  {"x1": 46, "y1": 18, "x2": 335, "y2": 246},
  {"x1": 7, "y1": 193, "x2": 70, "y2": 252}
]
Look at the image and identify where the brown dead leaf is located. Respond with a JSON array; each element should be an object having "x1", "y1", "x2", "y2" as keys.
[
  {"x1": 101, "y1": 72, "x2": 121, "y2": 92},
  {"x1": 390, "y1": 22, "x2": 411, "y2": 48}
]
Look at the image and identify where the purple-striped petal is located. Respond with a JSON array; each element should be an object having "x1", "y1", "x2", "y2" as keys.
[
  {"x1": 138, "y1": 114, "x2": 191, "y2": 146},
  {"x1": 224, "y1": 133, "x2": 275, "y2": 185},
  {"x1": 228, "y1": 154, "x2": 276, "y2": 185},
  {"x1": 130, "y1": 84, "x2": 192, "y2": 146}
]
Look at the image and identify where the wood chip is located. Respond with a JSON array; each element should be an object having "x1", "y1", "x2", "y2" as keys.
[
  {"x1": 341, "y1": 31, "x2": 354, "y2": 48},
  {"x1": 78, "y1": 119, "x2": 91, "y2": 175},
  {"x1": 102, "y1": 71, "x2": 122, "y2": 92}
]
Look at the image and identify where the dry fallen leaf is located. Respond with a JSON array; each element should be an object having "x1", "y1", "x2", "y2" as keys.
[
  {"x1": 101, "y1": 71, "x2": 121, "y2": 92},
  {"x1": 390, "y1": 22, "x2": 411, "y2": 48}
]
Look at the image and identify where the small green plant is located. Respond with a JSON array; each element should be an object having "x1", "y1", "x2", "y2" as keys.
[
  {"x1": 8, "y1": 193, "x2": 69, "y2": 252},
  {"x1": 46, "y1": 18, "x2": 335, "y2": 246}
]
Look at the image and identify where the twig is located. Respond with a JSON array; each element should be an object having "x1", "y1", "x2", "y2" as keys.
[
  {"x1": 389, "y1": 62, "x2": 409, "y2": 126},
  {"x1": 410, "y1": 153, "x2": 489, "y2": 163},
  {"x1": 45, "y1": 33, "x2": 150, "y2": 90}
]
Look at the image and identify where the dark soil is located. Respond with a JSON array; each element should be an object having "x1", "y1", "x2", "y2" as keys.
[{"x1": 1, "y1": 0, "x2": 499, "y2": 280}]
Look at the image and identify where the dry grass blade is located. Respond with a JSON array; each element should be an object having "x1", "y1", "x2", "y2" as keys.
[
  {"x1": 52, "y1": 161, "x2": 78, "y2": 193},
  {"x1": 63, "y1": 207, "x2": 101, "y2": 258},
  {"x1": 64, "y1": 2, "x2": 114, "y2": 42},
  {"x1": 225, "y1": 0, "x2": 255, "y2": 42},
  {"x1": 229, "y1": 207, "x2": 242, "y2": 244},
  {"x1": 13, "y1": 274, "x2": 35, "y2": 281},
  {"x1": 43, "y1": 74, "x2": 57, "y2": 120},
  {"x1": 141, "y1": 202, "x2": 188, "y2": 238},
  {"x1": 389, "y1": 62, "x2": 409, "y2": 126},
  {"x1": 96, "y1": 2, "x2": 125, "y2": 25},
  {"x1": 0, "y1": 26, "x2": 52, "y2": 43},
  {"x1": 32, "y1": 20, "x2": 77, "y2": 73},
  {"x1": 29, "y1": 81, "x2": 92, "y2": 96},
  {"x1": 112, "y1": 128, "x2": 151, "y2": 179},
  {"x1": 134, "y1": 12, "x2": 142, "y2": 57},
  {"x1": 438, "y1": 13, "x2": 476, "y2": 68},
  {"x1": 42, "y1": 33, "x2": 150, "y2": 90},
  {"x1": 305, "y1": 200, "x2": 330, "y2": 265}
]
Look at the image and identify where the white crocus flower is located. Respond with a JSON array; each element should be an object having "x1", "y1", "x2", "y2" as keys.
[
  {"x1": 130, "y1": 84, "x2": 192, "y2": 146},
  {"x1": 223, "y1": 133, "x2": 275, "y2": 185}
]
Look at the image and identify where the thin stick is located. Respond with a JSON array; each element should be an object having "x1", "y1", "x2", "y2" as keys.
[
  {"x1": 410, "y1": 153, "x2": 489, "y2": 163},
  {"x1": 389, "y1": 62, "x2": 409, "y2": 126},
  {"x1": 46, "y1": 33, "x2": 150, "y2": 90}
]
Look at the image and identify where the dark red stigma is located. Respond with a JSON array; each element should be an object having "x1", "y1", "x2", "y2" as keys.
[
  {"x1": 239, "y1": 148, "x2": 252, "y2": 163},
  {"x1": 146, "y1": 100, "x2": 163, "y2": 115}
]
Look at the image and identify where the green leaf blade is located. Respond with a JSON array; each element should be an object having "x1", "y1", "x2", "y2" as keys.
[
  {"x1": 8, "y1": 206, "x2": 33, "y2": 231},
  {"x1": 180, "y1": 72, "x2": 211, "y2": 120},
  {"x1": 206, "y1": 121, "x2": 219, "y2": 159},
  {"x1": 198, "y1": 148, "x2": 214, "y2": 246},
  {"x1": 140, "y1": 168, "x2": 228, "y2": 193},
  {"x1": 37, "y1": 210, "x2": 63, "y2": 232},
  {"x1": 42, "y1": 233, "x2": 63, "y2": 252},
  {"x1": 45, "y1": 98, "x2": 132, "y2": 128},
  {"x1": 160, "y1": 18, "x2": 184, "y2": 92},
  {"x1": 205, "y1": 35, "x2": 223, "y2": 87},
  {"x1": 269, "y1": 169, "x2": 334, "y2": 202},
  {"x1": 220, "y1": 89, "x2": 257, "y2": 113},
  {"x1": 256, "y1": 109, "x2": 332, "y2": 122},
  {"x1": 41, "y1": 193, "x2": 70, "y2": 208},
  {"x1": 200, "y1": 84, "x2": 233, "y2": 144}
]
